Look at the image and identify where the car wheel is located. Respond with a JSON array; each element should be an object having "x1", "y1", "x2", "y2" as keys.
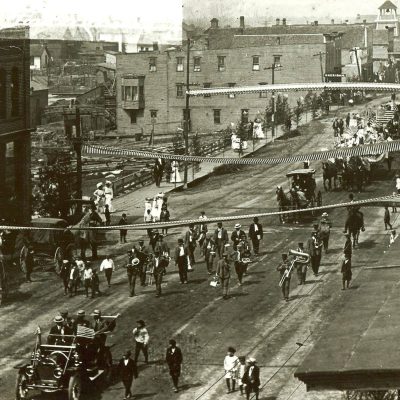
[
  {"x1": 54, "y1": 247, "x2": 63, "y2": 275},
  {"x1": 15, "y1": 372, "x2": 28, "y2": 399},
  {"x1": 68, "y1": 374, "x2": 81, "y2": 400}
]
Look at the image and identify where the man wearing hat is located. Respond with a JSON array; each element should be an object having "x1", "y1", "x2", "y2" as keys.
[
  {"x1": 343, "y1": 233, "x2": 352, "y2": 258},
  {"x1": 60, "y1": 259, "x2": 71, "y2": 295},
  {"x1": 248, "y1": 217, "x2": 263, "y2": 256},
  {"x1": 231, "y1": 223, "x2": 246, "y2": 251},
  {"x1": 118, "y1": 350, "x2": 138, "y2": 399},
  {"x1": 100, "y1": 254, "x2": 115, "y2": 287},
  {"x1": 184, "y1": 224, "x2": 198, "y2": 266},
  {"x1": 126, "y1": 250, "x2": 140, "y2": 297},
  {"x1": 216, "y1": 253, "x2": 231, "y2": 299},
  {"x1": 307, "y1": 231, "x2": 323, "y2": 276},
  {"x1": 68, "y1": 260, "x2": 80, "y2": 297},
  {"x1": 203, "y1": 234, "x2": 217, "y2": 274},
  {"x1": 242, "y1": 358, "x2": 260, "y2": 400},
  {"x1": 319, "y1": 212, "x2": 332, "y2": 254},
  {"x1": 153, "y1": 250, "x2": 169, "y2": 297},
  {"x1": 87, "y1": 205, "x2": 103, "y2": 260},
  {"x1": 154, "y1": 234, "x2": 170, "y2": 258},
  {"x1": 295, "y1": 242, "x2": 309, "y2": 285},
  {"x1": 134, "y1": 239, "x2": 149, "y2": 287},
  {"x1": 277, "y1": 253, "x2": 292, "y2": 301},
  {"x1": 73, "y1": 310, "x2": 91, "y2": 334},
  {"x1": 214, "y1": 222, "x2": 229, "y2": 258},
  {"x1": 165, "y1": 339, "x2": 183, "y2": 393},
  {"x1": 174, "y1": 239, "x2": 189, "y2": 284},
  {"x1": 48, "y1": 315, "x2": 73, "y2": 345},
  {"x1": 92, "y1": 309, "x2": 109, "y2": 349},
  {"x1": 60, "y1": 310, "x2": 74, "y2": 330},
  {"x1": 132, "y1": 320, "x2": 150, "y2": 364}
]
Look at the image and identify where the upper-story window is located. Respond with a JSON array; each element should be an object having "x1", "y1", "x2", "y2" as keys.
[
  {"x1": 194, "y1": 57, "x2": 201, "y2": 72},
  {"x1": 11, "y1": 67, "x2": 19, "y2": 117},
  {"x1": 273, "y1": 55, "x2": 281, "y2": 67},
  {"x1": 176, "y1": 83, "x2": 184, "y2": 98},
  {"x1": 176, "y1": 57, "x2": 184, "y2": 72},
  {"x1": 0, "y1": 69, "x2": 6, "y2": 119},
  {"x1": 149, "y1": 57, "x2": 157, "y2": 72},
  {"x1": 218, "y1": 56, "x2": 226, "y2": 71},
  {"x1": 252, "y1": 56, "x2": 260, "y2": 71}
]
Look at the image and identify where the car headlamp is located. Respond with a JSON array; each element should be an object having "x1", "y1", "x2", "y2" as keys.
[
  {"x1": 53, "y1": 367, "x2": 63, "y2": 379},
  {"x1": 25, "y1": 366, "x2": 35, "y2": 377}
]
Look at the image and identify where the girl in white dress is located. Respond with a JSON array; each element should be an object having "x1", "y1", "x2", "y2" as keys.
[
  {"x1": 104, "y1": 181, "x2": 114, "y2": 212},
  {"x1": 170, "y1": 161, "x2": 182, "y2": 183},
  {"x1": 93, "y1": 183, "x2": 105, "y2": 213}
]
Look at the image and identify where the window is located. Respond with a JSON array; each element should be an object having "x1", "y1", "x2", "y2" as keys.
[
  {"x1": 176, "y1": 57, "x2": 184, "y2": 72},
  {"x1": 218, "y1": 56, "x2": 226, "y2": 71},
  {"x1": 150, "y1": 110, "x2": 158, "y2": 118},
  {"x1": 130, "y1": 110, "x2": 137, "y2": 124},
  {"x1": 252, "y1": 56, "x2": 260, "y2": 71},
  {"x1": 213, "y1": 109, "x2": 221, "y2": 124},
  {"x1": 276, "y1": 37, "x2": 281, "y2": 45},
  {"x1": 122, "y1": 85, "x2": 141, "y2": 102},
  {"x1": 273, "y1": 55, "x2": 281, "y2": 67},
  {"x1": 194, "y1": 57, "x2": 201, "y2": 72},
  {"x1": 259, "y1": 82, "x2": 268, "y2": 98},
  {"x1": 149, "y1": 57, "x2": 157, "y2": 72},
  {"x1": 176, "y1": 84, "x2": 184, "y2": 98},
  {"x1": 0, "y1": 69, "x2": 6, "y2": 119},
  {"x1": 228, "y1": 83, "x2": 236, "y2": 99},
  {"x1": 11, "y1": 67, "x2": 19, "y2": 117},
  {"x1": 203, "y1": 82, "x2": 211, "y2": 98},
  {"x1": 241, "y1": 109, "x2": 249, "y2": 124}
]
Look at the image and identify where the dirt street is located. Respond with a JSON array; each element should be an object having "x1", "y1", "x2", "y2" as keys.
[{"x1": 1, "y1": 101, "x2": 397, "y2": 400}]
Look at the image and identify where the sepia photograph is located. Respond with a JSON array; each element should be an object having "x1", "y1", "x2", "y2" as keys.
[{"x1": 1, "y1": 0, "x2": 400, "y2": 399}]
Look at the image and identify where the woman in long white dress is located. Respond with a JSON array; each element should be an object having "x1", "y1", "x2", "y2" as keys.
[
  {"x1": 151, "y1": 196, "x2": 160, "y2": 221},
  {"x1": 253, "y1": 119, "x2": 265, "y2": 139},
  {"x1": 93, "y1": 183, "x2": 105, "y2": 214},
  {"x1": 170, "y1": 161, "x2": 182, "y2": 183},
  {"x1": 104, "y1": 181, "x2": 114, "y2": 212}
]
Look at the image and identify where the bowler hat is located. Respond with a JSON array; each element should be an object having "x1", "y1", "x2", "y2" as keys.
[
  {"x1": 92, "y1": 309, "x2": 101, "y2": 316},
  {"x1": 235, "y1": 223, "x2": 241, "y2": 229},
  {"x1": 77, "y1": 310, "x2": 85, "y2": 316},
  {"x1": 137, "y1": 319, "x2": 145, "y2": 326},
  {"x1": 54, "y1": 316, "x2": 64, "y2": 323},
  {"x1": 248, "y1": 357, "x2": 256, "y2": 363}
]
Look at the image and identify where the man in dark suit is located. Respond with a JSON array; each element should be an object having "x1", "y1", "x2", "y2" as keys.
[
  {"x1": 118, "y1": 350, "x2": 138, "y2": 399},
  {"x1": 174, "y1": 239, "x2": 188, "y2": 284},
  {"x1": 166, "y1": 339, "x2": 183, "y2": 393},
  {"x1": 248, "y1": 217, "x2": 263, "y2": 255},
  {"x1": 60, "y1": 260, "x2": 71, "y2": 295},
  {"x1": 68, "y1": 262, "x2": 80, "y2": 297},
  {"x1": 242, "y1": 358, "x2": 260, "y2": 400},
  {"x1": 214, "y1": 222, "x2": 229, "y2": 258},
  {"x1": 184, "y1": 224, "x2": 197, "y2": 266},
  {"x1": 231, "y1": 223, "x2": 246, "y2": 251},
  {"x1": 48, "y1": 315, "x2": 73, "y2": 345},
  {"x1": 307, "y1": 231, "x2": 323, "y2": 276},
  {"x1": 153, "y1": 158, "x2": 165, "y2": 187},
  {"x1": 153, "y1": 251, "x2": 169, "y2": 297},
  {"x1": 135, "y1": 239, "x2": 149, "y2": 287}
]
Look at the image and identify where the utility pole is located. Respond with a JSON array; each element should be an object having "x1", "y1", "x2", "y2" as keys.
[
  {"x1": 74, "y1": 107, "x2": 83, "y2": 216},
  {"x1": 352, "y1": 47, "x2": 362, "y2": 81},
  {"x1": 313, "y1": 51, "x2": 326, "y2": 82},
  {"x1": 183, "y1": 38, "x2": 190, "y2": 187}
]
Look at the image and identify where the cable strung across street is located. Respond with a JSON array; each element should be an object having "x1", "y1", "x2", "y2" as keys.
[
  {"x1": 82, "y1": 140, "x2": 400, "y2": 165},
  {"x1": 1, "y1": 195, "x2": 399, "y2": 231},
  {"x1": 187, "y1": 81, "x2": 400, "y2": 97}
]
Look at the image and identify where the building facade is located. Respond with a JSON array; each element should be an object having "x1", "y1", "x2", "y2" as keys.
[
  {"x1": 116, "y1": 33, "x2": 342, "y2": 135},
  {"x1": 0, "y1": 30, "x2": 31, "y2": 224}
]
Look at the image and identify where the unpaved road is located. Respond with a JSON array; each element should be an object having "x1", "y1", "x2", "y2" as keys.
[{"x1": 1, "y1": 100, "x2": 397, "y2": 400}]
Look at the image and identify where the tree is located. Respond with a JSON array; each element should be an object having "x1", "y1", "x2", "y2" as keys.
[
  {"x1": 32, "y1": 152, "x2": 75, "y2": 218},
  {"x1": 294, "y1": 99, "x2": 304, "y2": 127},
  {"x1": 311, "y1": 93, "x2": 319, "y2": 119},
  {"x1": 172, "y1": 127, "x2": 185, "y2": 155}
]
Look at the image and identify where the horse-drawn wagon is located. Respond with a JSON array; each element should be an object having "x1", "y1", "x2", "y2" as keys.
[{"x1": 276, "y1": 169, "x2": 322, "y2": 223}]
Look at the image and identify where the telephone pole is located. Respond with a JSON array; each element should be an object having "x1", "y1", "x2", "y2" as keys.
[
  {"x1": 183, "y1": 38, "x2": 191, "y2": 186},
  {"x1": 74, "y1": 107, "x2": 83, "y2": 216},
  {"x1": 313, "y1": 51, "x2": 326, "y2": 82}
]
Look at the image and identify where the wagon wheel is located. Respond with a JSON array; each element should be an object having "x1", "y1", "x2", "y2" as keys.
[
  {"x1": 0, "y1": 261, "x2": 8, "y2": 306},
  {"x1": 19, "y1": 245, "x2": 28, "y2": 274},
  {"x1": 317, "y1": 191, "x2": 323, "y2": 207},
  {"x1": 54, "y1": 247, "x2": 64, "y2": 275},
  {"x1": 15, "y1": 371, "x2": 29, "y2": 399}
]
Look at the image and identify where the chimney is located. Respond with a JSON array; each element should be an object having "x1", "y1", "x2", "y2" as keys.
[
  {"x1": 363, "y1": 19, "x2": 367, "y2": 24},
  {"x1": 153, "y1": 41, "x2": 159, "y2": 51},
  {"x1": 282, "y1": 18, "x2": 287, "y2": 26},
  {"x1": 314, "y1": 20, "x2": 318, "y2": 26},
  {"x1": 276, "y1": 18, "x2": 280, "y2": 25},
  {"x1": 240, "y1": 16, "x2": 245, "y2": 29},
  {"x1": 210, "y1": 18, "x2": 219, "y2": 29},
  {"x1": 331, "y1": 19, "x2": 335, "y2": 24}
]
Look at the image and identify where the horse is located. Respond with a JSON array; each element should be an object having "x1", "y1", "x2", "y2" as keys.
[
  {"x1": 322, "y1": 160, "x2": 338, "y2": 191},
  {"x1": 276, "y1": 187, "x2": 302, "y2": 224},
  {"x1": 345, "y1": 210, "x2": 365, "y2": 248},
  {"x1": 344, "y1": 156, "x2": 366, "y2": 192}
]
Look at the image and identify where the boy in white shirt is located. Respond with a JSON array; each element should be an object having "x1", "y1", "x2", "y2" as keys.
[{"x1": 223, "y1": 347, "x2": 239, "y2": 394}]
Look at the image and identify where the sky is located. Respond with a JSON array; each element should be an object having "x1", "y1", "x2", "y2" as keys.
[
  {"x1": 0, "y1": 0, "x2": 393, "y2": 29},
  {"x1": 0, "y1": 0, "x2": 182, "y2": 27},
  {"x1": 183, "y1": 0, "x2": 392, "y2": 25}
]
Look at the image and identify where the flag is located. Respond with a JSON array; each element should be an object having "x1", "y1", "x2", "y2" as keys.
[{"x1": 77, "y1": 325, "x2": 95, "y2": 339}]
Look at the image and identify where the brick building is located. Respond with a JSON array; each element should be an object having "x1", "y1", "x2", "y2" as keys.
[
  {"x1": 0, "y1": 28, "x2": 31, "y2": 224},
  {"x1": 116, "y1": 29, "x2": 342, "y2": 136}
]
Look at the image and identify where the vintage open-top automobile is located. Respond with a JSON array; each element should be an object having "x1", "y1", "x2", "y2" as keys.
[{"x1": 14, "y1": 318, "x2": 118, "y2": 400}]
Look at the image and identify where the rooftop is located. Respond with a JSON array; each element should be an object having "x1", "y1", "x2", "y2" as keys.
[
  {"x1": 295, "y1": 243, "x2": 400, "y2": 391},
  {"x1": 379, "y1": 0, "x2": 397, "y2": 10}
]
